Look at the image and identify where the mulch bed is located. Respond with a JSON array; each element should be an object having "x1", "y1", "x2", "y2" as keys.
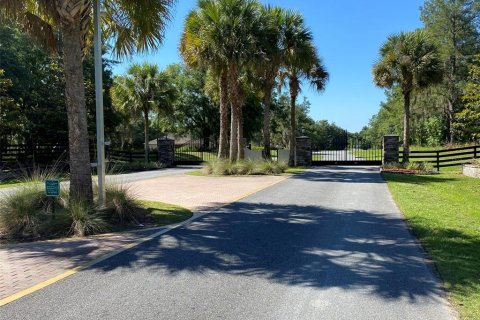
[{"x1": 380, "y1": 168, "x2": 438, "y2": 175}]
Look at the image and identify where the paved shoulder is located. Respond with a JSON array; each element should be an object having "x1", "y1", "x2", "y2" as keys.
[{"x1": 0, "y1": 167, "x2": 455, "y2": 320}]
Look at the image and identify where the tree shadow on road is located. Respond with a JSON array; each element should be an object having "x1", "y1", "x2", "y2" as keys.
[{"x1": 87, "y1": 200, "x2": 465, "y2": 303}]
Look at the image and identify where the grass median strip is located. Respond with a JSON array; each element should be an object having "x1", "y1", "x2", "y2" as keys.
[
  {"x1": 137, "y1": 200, "x2": 192, "y2": 226},
  {"x1": 383, "y1": 172, "x2": 480, "y2": 320},
  {"x1": 185, "y1": 166, "x2": 305, "y2": 177}
]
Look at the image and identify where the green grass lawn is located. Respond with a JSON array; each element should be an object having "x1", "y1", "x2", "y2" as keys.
[
  {"x1": 0, "y1": 180, "x2": 29, "y2": 189},
  {"x1": 383, "y1": 172, "x2": 480, "y2": 320},
  {"x1": 284, "y1": 167, "x2": 306, "y2": 174},
  {"x1": 137, "y1": 200, "x2": 192, "y2": 226}
]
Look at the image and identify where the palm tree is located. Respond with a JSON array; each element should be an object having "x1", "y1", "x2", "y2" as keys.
[
  {"x1": 256, "y1": 5, "x2": 284, "y2": 159},
  {"x1": 181, "y1": 0, "x2": 262, "y2": 161},
  {"x1": 279, "y1": 11, "x2": 329, "y2": 167},
  {"x1": 373, "y1": 30, "x2": 443, "y2": 162},
  {"x1": 0, "y1": 0, "x2": 176, "y2": 203},
  {"x1": 111, "y1": 63, "x2": 175, "y2": 164},
  {"x1": 180, "y1": 6, "x2": 229, "y2": 159}
]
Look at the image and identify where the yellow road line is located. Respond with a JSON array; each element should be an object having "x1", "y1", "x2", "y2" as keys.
[{"x1": 0, "y1": 175, "x2": 289, "y2": 307}]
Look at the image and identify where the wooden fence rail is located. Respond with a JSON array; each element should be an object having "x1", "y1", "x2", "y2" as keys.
[
  {"x1": 2, "y1": 143, "x2": 478, "y2": 171},
  {"x1": 399, "y1": 145, "x2": 478, "y2": 170}
]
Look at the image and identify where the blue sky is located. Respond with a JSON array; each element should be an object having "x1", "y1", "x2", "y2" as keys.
[{"x1": 111, "y1": 0, "x2": 425, "y2": 132}]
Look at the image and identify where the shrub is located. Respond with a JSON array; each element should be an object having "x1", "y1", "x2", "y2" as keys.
[
  {"x1": 233, "y1": 159, "x2": 256, "y2": 175},
  {"x1": 201, "y1": 159, "x2": 215, "y2": 175},
  {"x1": 406, "y1": 162, "x2": 422, "y2": 171},
  {"x1": 19, "y1": 162, "x2": 65, "y2": 184},
  {"x1": 257, "y1": 160, "x2": 287, "y2": 175},
  {"x1": 204, "y1": 159, "x2": 235, "y2": 175},
  {"x1": 419, "y1": 162, "x2": 435, "y2": 173},
  {"x1": 202, "y1": 159, "x2": 288, "y2": 176},
  {"x1": 383, "y1": 161, "x2": 435, "y2": 173},
  {"x1": 103, "y1": 183, "x2": 142, "y2": 224},
  {"x1": 0, "y1": 163, "x2": 72, "y2": 239},
  {"x1": 69, "y1": 200, "x2": 107, "y2": 237},
  {"x1": 382, "y1": 162, "x2": 405, "y2": 170},
  {"x1": 400, "y1": 162, "x2": 433, "y2": 173},
  {"x1": 406, "y1": 162, "x2": 435, "y2": 173},
  {"x1": 0, "y1": 186, "x2": 45, "y2": 238}
]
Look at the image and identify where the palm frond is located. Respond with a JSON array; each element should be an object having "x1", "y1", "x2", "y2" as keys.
[
  {"x1": 24, "y1": 11, "x2": 58, "y2": 53},
  {"x1": 0, "y1": 0, "x2": 60, "y2": 53},
  {"x1": 373, "y1": 29, "x2": 443, "y2": 92},
  {"x1": 103, "y1": 0, "x2": 176, "y2": 58}
]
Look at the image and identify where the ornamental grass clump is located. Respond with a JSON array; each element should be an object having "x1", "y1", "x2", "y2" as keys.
[
  {"x1": 383, "y1": 161, "x2": 435, "y2": 174},
  {"x1": 382, "y1": 162, "x2": 405, "y2": 170},
  {"x1": 0, "y1": 186, "x2": 46, "y2": 238},
  {"x1": 257, "y1": 160, "x2": 288, "y2": 175},
  {"x1": 103, "y1": 183, "x2": 142, "y2": 224},
  {"x1": 68, "y1": 200, "x2": 107, "y2": 237},
  {"x1": 233, "y1": 159, "x2": 256, "y2": 175},
  {"x1": 203, "y1": 159, "x2": 235, "y2": 175},
  {"x1": 202, "y1": 159, "x2": 288, "y2": 176},
  {"x1": 0, "y1": 163, "x2": 66, "y2": 239},
  {"x1": 406, "y1": 162, "x2": 435, "y2": 173}
]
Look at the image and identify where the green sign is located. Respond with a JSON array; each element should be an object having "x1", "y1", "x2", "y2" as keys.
[{"x1": 45, "y1": 179, "x2": 60, "y2": 197}]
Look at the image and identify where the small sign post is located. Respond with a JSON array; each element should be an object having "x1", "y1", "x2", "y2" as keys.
[{"x1": 45, "y1": 179, "x2": 60, "y2": 219}]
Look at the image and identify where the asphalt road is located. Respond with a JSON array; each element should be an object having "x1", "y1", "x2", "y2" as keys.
[{"x1": 0, "y1": 167, "x2": 454, "y2": 320}]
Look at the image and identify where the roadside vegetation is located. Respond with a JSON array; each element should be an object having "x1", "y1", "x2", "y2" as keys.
[
  {"x1": 382, "y1": 161, "x2": 436, "y2": 174},
  {"x1": 201, "y1": 159, "x2": 288, "y2": 176},
  {"x1": 384, "y1": 172, "x2": 480, "y2": 319},
  {"x1": 0, "y1": 177, "x2": 192, "y2": 242}
]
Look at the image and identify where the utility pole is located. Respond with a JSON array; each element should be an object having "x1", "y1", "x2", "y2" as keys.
[{"x1": 94, "y1": 0, "x2": 106, "y2": 206}]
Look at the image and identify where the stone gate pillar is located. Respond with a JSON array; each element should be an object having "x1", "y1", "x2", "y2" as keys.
[
  {"x1": 295, "y1": 136, "x2": 312, "y2": 167},
  {"x1": 383, "y1": 135, "x2": 399, "y2": 164},
  {"x1": 157, "y1": 138, "x2": 175, "y2": 167}
]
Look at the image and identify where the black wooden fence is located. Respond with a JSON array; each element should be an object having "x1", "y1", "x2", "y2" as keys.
[
  {"x1": 2, "y1": 143, "x2": 478, "y2": 170},
  {"x1": 399, "y1": 145, "x2": 479, "y2": 170},
  {"x1": 0, "y1": 144, "x2": 68, "y2": 166},
  {"x1": 108, "y1": 149, "x2": 159, "y2": 163}
]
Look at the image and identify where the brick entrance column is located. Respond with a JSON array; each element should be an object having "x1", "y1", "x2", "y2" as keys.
[
  {"x1": 295, "y1": 136, "x2": 312, "y2": 167},
  {"x1": 383, "y1": 135, "x2": 399, "y2": 164},
  {"x1": 157, "y1": 138, "x2": 175, "y2": 167}
]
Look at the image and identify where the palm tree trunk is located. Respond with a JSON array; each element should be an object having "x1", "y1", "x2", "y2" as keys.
[
  {"x1": 403, "y1": 91, "x2": 411, "y2": 163},
  {"x1": 229, "y1": 64, "x2": 240, "y2": 162},
  {"x1": 262, "y1": 79, "x2": 274, "y2": 159},
  {"x1": 62, "y1": 22, "x2": 93, "y2": 204},
  {"x1": 289, "y1": 81, "x2": 298, "y2": 167},
  {"x1": 218, "y1": 71, "x2": 229, "y2": 159},
  {"x1": 230, "y1": 102, "x2": 238, "y2": 162},
  {"x1": 237, "y1": 99, "x2": 244, "y2": 160},
  {"x1": 143, "y1": 108, "x2": 149, "y2": 164}
]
